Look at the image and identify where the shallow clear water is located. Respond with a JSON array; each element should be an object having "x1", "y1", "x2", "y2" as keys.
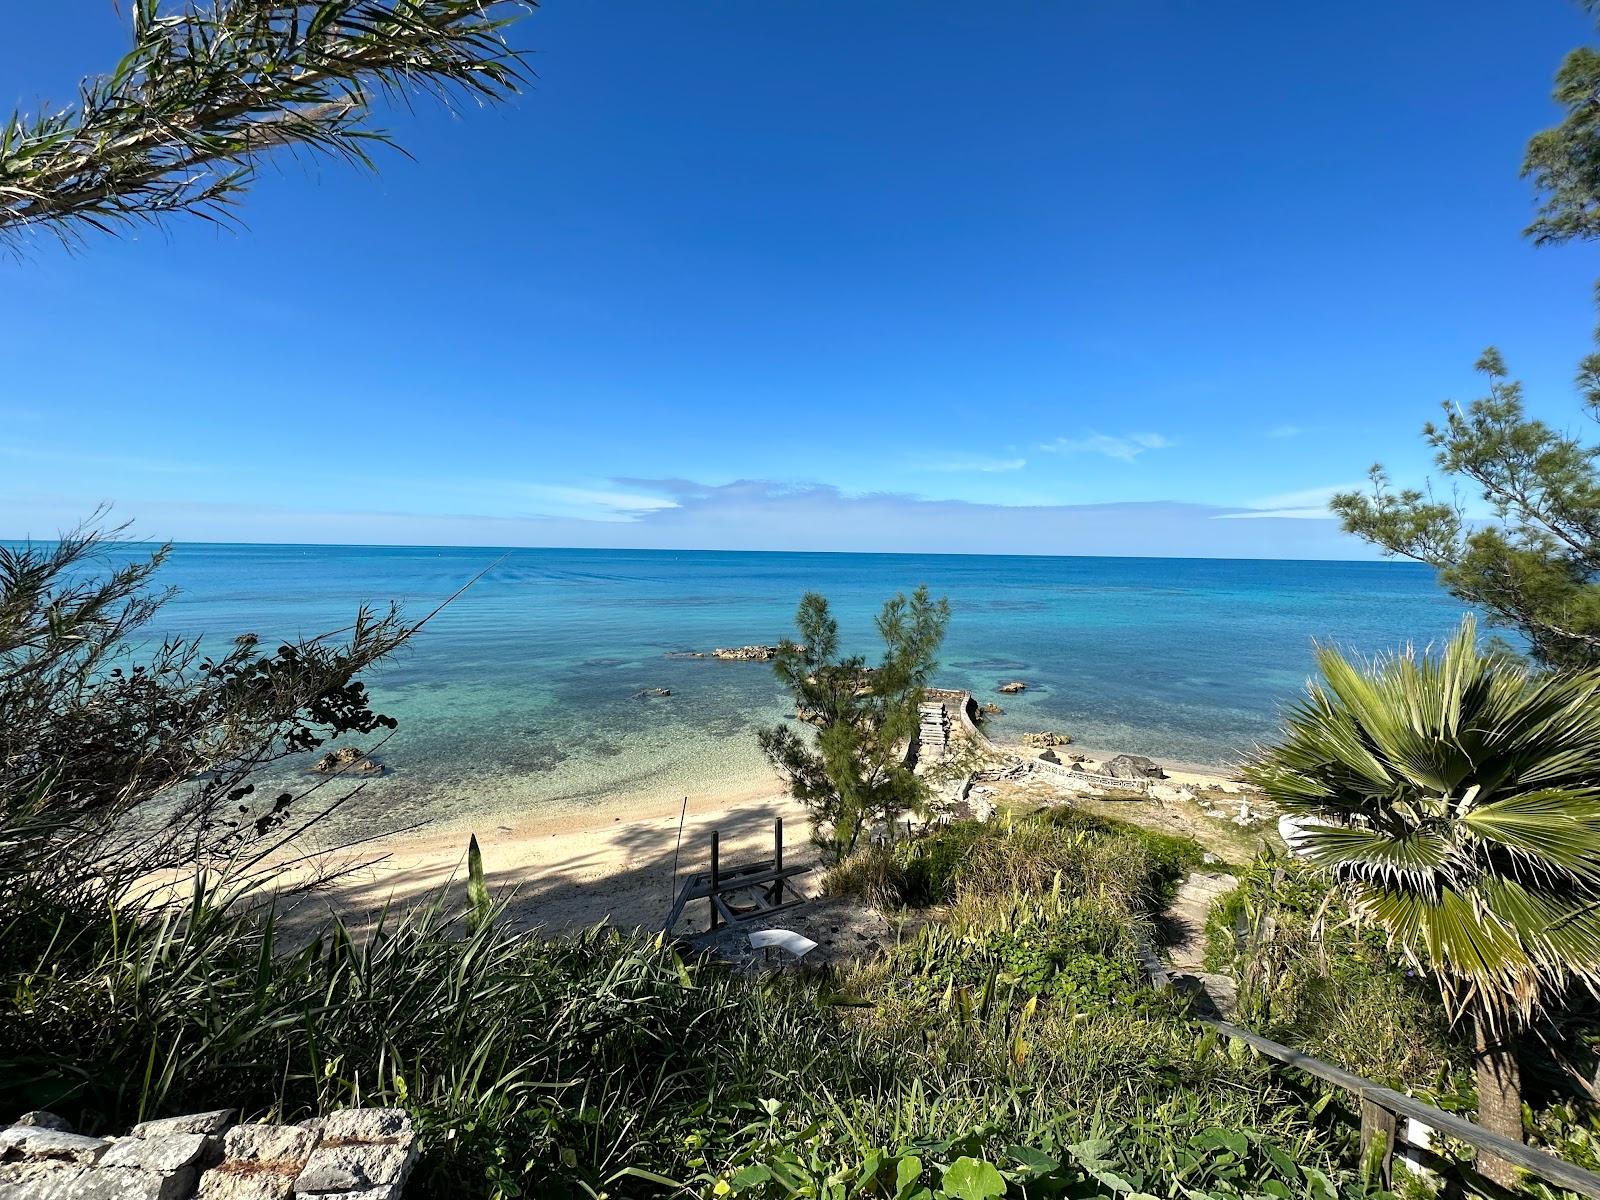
[{"x1": 101, "y1": 544, "x2": 1471, "y2": 836}]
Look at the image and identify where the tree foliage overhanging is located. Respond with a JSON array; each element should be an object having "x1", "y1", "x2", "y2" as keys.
[
  {"x1": 0, "y1": 0, "x2": 529, "y2": 248},
  {"x1": 0, "y1": 519, "x2": 416, "y2": 913},
  {"x1": 1336, "y1": 3, "x2": 1600, "y2": 667}
]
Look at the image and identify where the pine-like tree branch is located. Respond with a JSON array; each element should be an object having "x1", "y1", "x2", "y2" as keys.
[{"x1": 0, "y1": 1, "x2": 531, "y2": 248}]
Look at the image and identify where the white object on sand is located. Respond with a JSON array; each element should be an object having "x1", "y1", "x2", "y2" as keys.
[{"x1": 749, "y1": 928, "x2": 818, "y2": 960}]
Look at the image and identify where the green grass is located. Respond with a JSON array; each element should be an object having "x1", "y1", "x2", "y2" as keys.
[
  {"x1": 823, "y1": 806, "x2": 1205, "y2": 912},
  {"x1": 1, "y1": 821, "x2": 1389, "y2": 1199}
]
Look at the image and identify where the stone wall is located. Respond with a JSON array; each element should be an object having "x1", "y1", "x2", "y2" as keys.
[{"x1": 0, "y1": 1107, "x2": 418, "y2": 1200}]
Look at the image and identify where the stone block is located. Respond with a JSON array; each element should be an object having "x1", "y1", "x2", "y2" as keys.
[
  {"x1": 293, "y1": 1143, "x2": 414, "y2": 1195},
  {"x1": 0, "y1": 1160, "x2": 90, "y2": 1200},
  {"x1": 198, "y1": 1165, "x2": 299, "y2": 1200},
  {"x1": 100, "y1": 1132, "x2": 209, "y2": 1172},
  {"x1": 312, "y1": 1110, "x2": 410, "y2": 1146},
  {"x1": 0, "y1": 1127, "x2": 108, "y2": 1164},
  {"x1": 131, "y1": 1110, "x2": 235, "y2": 1139},
  {"x1": 220, "y1": 1124, "x2": 319, "y2": 1164},
  {"x1": 12, "y1": 1114, "x2": 72, "y2": 1133},
  {"x1": 71, "y1": 1164, "x2": 197, "y2": 1200}
]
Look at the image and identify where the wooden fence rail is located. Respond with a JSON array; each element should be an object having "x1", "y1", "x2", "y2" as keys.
[{"x1": 1202, "y1": 1017, "x2": 1600, "y2": 1199}]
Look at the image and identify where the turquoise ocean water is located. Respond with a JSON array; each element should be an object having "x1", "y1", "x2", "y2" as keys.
[{"x1": 110, "y1": 544, "x2": 1471, "y2": 837}]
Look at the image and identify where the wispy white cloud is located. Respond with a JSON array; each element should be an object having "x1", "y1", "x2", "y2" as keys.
[
  {"x1": 5, "y1": 478, "x2": 1381, "y2": 559},
  {"x1": 495, "y1": 483, "x2": 680, "y2": 523},
  {"x1": 1039, "y1": 432, "x2": 1173, "y2": 463},
  {"x1": 913, "y1": 453, "x2": 1027, "y2": 473},
  {"x1": 1214, "y1": 480, "x2": 1365, "y2": 520}
]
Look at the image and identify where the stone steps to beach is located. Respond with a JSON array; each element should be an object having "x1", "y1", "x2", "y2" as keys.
[{"x1": 917, "y1": 701, "x2": 950, "y2": 761}]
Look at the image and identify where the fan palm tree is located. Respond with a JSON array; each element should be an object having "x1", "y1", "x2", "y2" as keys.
[{"x1": 1244, "y1": 617, "x2": 1600, "y2": 1185}]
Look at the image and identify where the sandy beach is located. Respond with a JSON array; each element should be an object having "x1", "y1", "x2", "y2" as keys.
[
  {"x1": 294, "y1": 776, "x2": 815, "y2": 938},
  {"x1": 292, "y1": 736, "x2": 1246, "y2": 939}
]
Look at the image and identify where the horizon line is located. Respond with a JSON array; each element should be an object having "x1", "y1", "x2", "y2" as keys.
[{"x1": 0, "y1": 533, "x2": 1425, "y2": 568}]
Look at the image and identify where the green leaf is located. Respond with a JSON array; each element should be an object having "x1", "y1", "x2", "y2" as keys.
[
  {"x1": 466, "y1": 833, "x2": 490, "y2": 932},
  {"x1": 942, "y1": 1157, "x2": 1005, "y2": 1200}
]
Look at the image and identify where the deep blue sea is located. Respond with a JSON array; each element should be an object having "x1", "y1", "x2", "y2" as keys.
[{"x1": 105, "y1": 544, "x2": 1471, "y2": 835}]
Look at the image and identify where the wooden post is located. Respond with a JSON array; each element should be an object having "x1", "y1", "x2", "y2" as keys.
[
  {"x1": 769, "y1": 818, "x2": 784, "y2": 903},
  {"x1": 708, "y1": 830, "x2": 721, "y2": 932},
  {"x1": 1360, "y1": 1095, "x2": 1397, "y2": 1189}
]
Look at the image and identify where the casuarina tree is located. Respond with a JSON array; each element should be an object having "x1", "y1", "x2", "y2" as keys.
[{"x1": 758, "y1": 586, "x2": 949, "y2": 862}]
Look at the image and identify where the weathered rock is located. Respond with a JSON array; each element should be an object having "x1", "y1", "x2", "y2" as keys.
[
  {"x1": 980, "y1": 702, "x2": 1003, "y2": 716},
  {"x1": 220, "y1": 1124, "x2": 319, "y2": 1165},
  {"x1": 195, "y1": 1124, "x2": 321, "y2": 1200},
  {"x1": 199, "y1": 1169, "x2": 297, "y2": 1200},
  {"x1": 131, "y1": 1111, "x2": 234, "y2": 1139},
  {"x1": 633, "y1": 687, "x2": 671, "y2": 699},
  {"x1": 1021, "y1": 731, "x2": 1071, "y2": 748},
  {"x1": 315, "y1": 1110, "x2": 411, "y2": 1145},
  {"x1": 1099, "y1": 753, "x2": 1165, "y2": 781},
  {"x1": 310, "y1": 746, "x2": 381, "y2": 775},
  {"x1": 0, "y1": 1159, "x2": 91, "y2": 1199},
  {"x1": 13, "y1": 1114, "x2": 73, "y2": 1133},
  {"x1": 293, "y1": 1144, "x2": 414, "y2": 1195},
  {"x1": 997, "y1": 680, "x2": 1028, "y2": 694},
  {"x1": 0, "y1": 1126, "x2": 109, "y2": 1164},
  {"x1": 100, "y1": 1131, "x2": 210, "y2": 1173},
  {"x1": 74, "y1": 1163, "x2": 198, "y2": 1200},
  {"x1": 291, "y1": 1109, "x2": 416, "y2": 1198},
  {"x1": 712, "y1": 645, "x2": 780, "y2": 661}
]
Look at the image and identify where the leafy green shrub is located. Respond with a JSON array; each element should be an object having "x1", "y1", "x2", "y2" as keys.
[
  {"x1": 824, "y1": 808, "x2": 1205, "y2": 914},
  {"x1": 887, "y1": 890, "x2": 1146, "y2": 1010},
  {"x1": 1205, "y1": 857, "x2": 1466, "y2": 1094}
]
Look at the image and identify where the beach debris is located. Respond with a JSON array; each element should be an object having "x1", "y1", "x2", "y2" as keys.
[
  {"x1": 713, "y1": 644, "x2": 781, "y2": 661},
  {"x1": 311, "y1": 746, "x2": 383, "y2": 775},
  {"x1": 1022, "y1": 730, "x2": 1071, "y2": 748},
  {"x1": 997, "y1": 680, "x2": 1028, "y2": 694},
  {"x1": 1098, "y1": 753, "x2": 1166, "y2": 781},
  {"x1": 634, "y1": 687, "x2": 672, "y2": 699}
]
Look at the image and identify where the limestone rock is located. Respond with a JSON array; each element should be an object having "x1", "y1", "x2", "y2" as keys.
[
  {"x1": 712, "y1": 645, "x2": 780, "y2": 661},
  {"x1": 219, "y1": 1123, "x2": 319, "y2": 1165},
  {"x1": 73, "y1": 1163, "x2": 197, "y2": 1200},
  {"x1": 0, "y1": 1159, "x2": 91, "y2": 1200},
  {"x1": 633, "y1": 687, "x2": 671, "y2": 699},
  {"x1": 294, "y1": 1144, "x2": 413, "y2": 1195},
  {"x1": 1021, "y1": 731, "x2": 1070, "y2": 748},
  {"x1": 997, "y1": 680, "x2": 1028, "y2": 694},
  {"x1": 13, "y1": 1114, "x2": 72, "y2": 1133},
  {"x1": 1099, "y1": 753, "x2": 1165, "y2": 781},
  {"x1": 315, "y1": 1110, "x2": 411, "y2": 1145},
  {"x1": 199, "y1": 1170, "x2": 297, "y2": 1200},
  {"x1": 311, "y1": 746, "x2": 381, "y2": 775},
  {"x1": 101, "y1": 1132, "x2": 210, "y2": 1173},
  {"x1": 0, "y1": 1126, "x2": 109, "y2": 1164},
  {"x1": 131, "y1": 1111, "x2": 234, "y2": 1139}
]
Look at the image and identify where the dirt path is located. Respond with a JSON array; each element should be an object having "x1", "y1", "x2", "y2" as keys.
[{"x1": 1160, "y1": 870, "x2": 1239, "y2": 1016}]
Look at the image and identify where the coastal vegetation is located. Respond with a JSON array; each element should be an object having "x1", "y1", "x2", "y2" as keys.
[
  {"x1": 1243, "y1": 620, "x2": 1600, "y2": 1180},
  {"x1": 758, "y1": 587, "x2": 950, "y2": 861},
  {"x1": 11, "y1": 535, "x2": 1600, "y2": 1199}
]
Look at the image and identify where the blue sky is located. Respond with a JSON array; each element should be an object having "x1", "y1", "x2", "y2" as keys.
[{"x1": 3, "y1": 1, "x2": 1598, "y2": 556}]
